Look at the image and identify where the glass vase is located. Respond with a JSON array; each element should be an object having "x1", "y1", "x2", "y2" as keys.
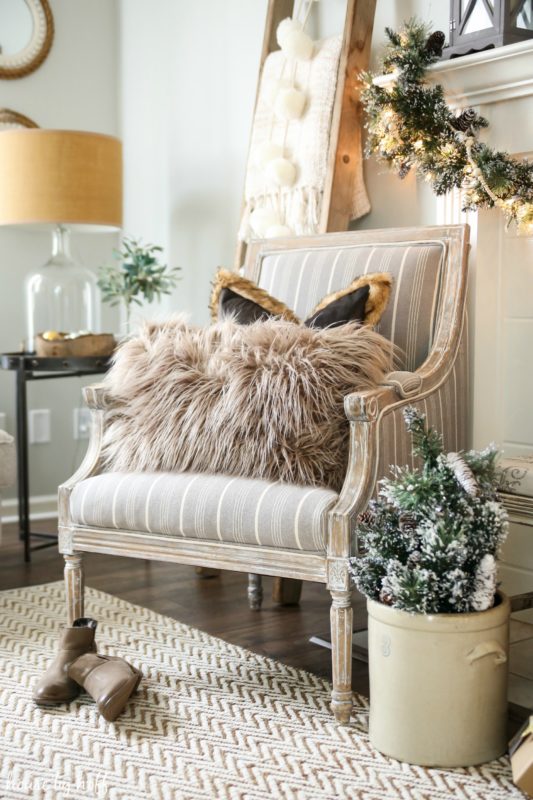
[{"x1": 25, "y1": 225, "x2": 100, "y2": 353}]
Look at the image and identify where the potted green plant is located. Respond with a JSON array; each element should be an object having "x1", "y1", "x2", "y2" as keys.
[
  {"x1": 350, "y1": 407, "x2": 510, "y2": 767},
  {"x1": 98, "y1": 238, "x2": 181, "y2": 332}
]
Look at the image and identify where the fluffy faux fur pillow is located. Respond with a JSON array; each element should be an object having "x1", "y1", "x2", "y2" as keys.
[{"x1": 101, "y1": 316, "x2": 394, "y2": 491}]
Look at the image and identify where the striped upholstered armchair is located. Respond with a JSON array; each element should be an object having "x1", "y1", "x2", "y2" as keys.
[
  {"x1": 0, "y1": 430, "x2": 16, "y2": 545},
  {"x1": 58, "y1": 225, "x2": 469, "y2": 724}
]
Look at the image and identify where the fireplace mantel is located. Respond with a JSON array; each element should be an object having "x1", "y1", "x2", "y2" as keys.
[
  {"x1": 374, "y1": 39, "x2": 533, "y2": 107},
  {"x1": 429, "y1": 40, "x2": 533, "y2": 107}
]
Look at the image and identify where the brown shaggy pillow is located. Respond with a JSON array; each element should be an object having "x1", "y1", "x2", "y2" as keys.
[{"x1": 101, "y1": 316, "x2": 394, "y2": 491}]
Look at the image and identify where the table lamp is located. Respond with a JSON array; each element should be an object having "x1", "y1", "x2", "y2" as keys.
[{"x1": 0, "y1": 129, "x2": 122, "y2": 352}]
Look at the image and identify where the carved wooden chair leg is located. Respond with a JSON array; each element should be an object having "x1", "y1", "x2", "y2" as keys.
[
  {"x1": 64, "y1": 553, "x2": 84, "y2": 625},
  {"x1": 272, "y1": 577, "x2": 303, "y2": 605},
  {"x1": 247, "y1": 573, "x2": 263, "y2": 610},
  {"x1": 330, "y1": 587, "x2": 353, "y2": 725}
]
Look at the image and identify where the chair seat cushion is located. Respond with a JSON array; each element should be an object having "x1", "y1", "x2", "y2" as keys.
[{"x1": 70, "y1": 472, "x2": 338, "y2": 553}]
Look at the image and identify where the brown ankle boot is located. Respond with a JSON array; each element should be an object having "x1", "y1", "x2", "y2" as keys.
[
  {"x1": 33, "y1": 618, "x2": 97, "y2": 706},
  {"x1": 68, "y1": 653, "x2": 142, "y2": 722}
]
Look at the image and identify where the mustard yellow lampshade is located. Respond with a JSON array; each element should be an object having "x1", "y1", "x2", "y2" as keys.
[
  {"x1": 0, "y1": 129, "x2": 123, "y2": 352},
  {"x1": 0, "y1": 129, "x2": 122, "y2": 230}
]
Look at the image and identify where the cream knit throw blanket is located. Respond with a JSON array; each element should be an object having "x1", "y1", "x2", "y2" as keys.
[{"x1": 239, "y1": 35, "x2": 342, "y2": 242}]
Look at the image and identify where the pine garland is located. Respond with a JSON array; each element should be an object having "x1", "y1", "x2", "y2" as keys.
[
  {"x1": 350, "y1": 407, "x2": 508, "y2": 615},
  {"x1": 361, "y1": 20, "x2": 533, "y2": 234}
]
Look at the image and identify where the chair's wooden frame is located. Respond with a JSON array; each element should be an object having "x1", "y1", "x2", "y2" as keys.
[{"x1": 58, "y1": 224, "x2": 469, "y2": 724}]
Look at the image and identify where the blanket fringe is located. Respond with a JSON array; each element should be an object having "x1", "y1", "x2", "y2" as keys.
[{"x1": 238, "y1": 186, "x2": 323, "y2": 242}]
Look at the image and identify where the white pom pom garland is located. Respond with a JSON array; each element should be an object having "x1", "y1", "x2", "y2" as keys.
[
  {"x1": 252, "y1": 142, "x2": 285, "y2": 169},
  {"x1": 276, "y1": 17, "x2": 303, "y2": 48},
  {"x1": 262, "y1": 77, "x2": 293, "y2": 108},
  {"x1": 265, "y1": 157, "x2": 297, "y2": 188},
  {"x1": 274, "y1": 87, "x2": 307, "y2": 121},
  {"x1": 249, "y1": 207, "x2": 281, "y2": 237},
  {"x1": 265, "y1": 224, "x2": 293, "y2": 238},
  {"x1": 243, "y1": 11, "x2": 317, "y2": 244},
  {"x1": 281, "y1": 29, "x2": 314, "y2": 61}
]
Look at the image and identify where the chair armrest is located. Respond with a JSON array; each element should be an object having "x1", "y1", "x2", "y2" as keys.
[
  {"x1": 83, "y1": 383, "x2": 116, "y2": 410},
  {"x1": 326, "y1": 385, "x2": 393, "y2": 578},
  {"x1": 382, "y1": 370, "x2": 423, "y2": 398},
  {"x1": 328, "y1": 344, "x2": 461, "y2": 560},
  {"x1": 333, "y1": 385, "x2": 394, "y2": 518},
  {"x1": 0, "y1": 430, "x2": 16, "y2": 490},
  {"x1": 58, "y1": 384, "x2": 112, "y2": 527}
]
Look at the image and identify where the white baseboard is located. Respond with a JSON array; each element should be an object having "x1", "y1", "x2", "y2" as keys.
[{"x1": 1, "y1": 494, "x2": 58, "y2": 523}]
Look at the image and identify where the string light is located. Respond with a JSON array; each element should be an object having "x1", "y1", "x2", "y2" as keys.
[{"x1": 362, "y1": 20, "x2": 533, "y2": 236}]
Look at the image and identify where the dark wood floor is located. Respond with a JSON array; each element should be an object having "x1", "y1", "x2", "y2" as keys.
[{"x1": 0, "y1": 519, "x2": 370, "y2": 696}]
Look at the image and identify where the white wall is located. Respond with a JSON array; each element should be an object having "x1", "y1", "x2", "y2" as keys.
[
  {"x1": 119, "y1": 0, "x2": 268, "y2": 327},
  {"x1": 0, "y1": 0, "x2": 119, "y2": 502}
]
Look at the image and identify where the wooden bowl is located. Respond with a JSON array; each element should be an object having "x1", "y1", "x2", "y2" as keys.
[{"x1": 35, "y1": 333, "x2": 116, "y2": 358}]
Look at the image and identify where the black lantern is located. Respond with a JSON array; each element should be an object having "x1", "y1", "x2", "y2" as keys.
[{"x1": 443, "y1": 0, "x2": 533, "y2": 59}]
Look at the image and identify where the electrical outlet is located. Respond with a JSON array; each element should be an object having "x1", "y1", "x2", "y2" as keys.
[
  {"x1": 74, "y1": 407, "x2": 92, "y2": 440},
  {"x1": 0, "y1": 412, "x2": 6, "y2": 431},
  {"x1": 29, "y1": 409, "x2": 51, "y2": 444}
]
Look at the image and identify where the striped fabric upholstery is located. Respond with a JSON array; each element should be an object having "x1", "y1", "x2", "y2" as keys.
[
  {"x1": 0, "y1": 430, "x2": 15, "y2": 548},
  {"x1": 70, "y1": 472, "x2": 338, "y2": 553},
  {"x1": 376, "y1": 322, "x2": 469, "y2": 487},
  {"x1": 255, "y1": 241, "x2": 444, "y2": 370},
  {"x1": 0, "y1": 430, "x2": 15, "y2": 490}
]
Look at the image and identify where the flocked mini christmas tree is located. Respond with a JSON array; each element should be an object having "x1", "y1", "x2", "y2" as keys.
[{"x1": 350, "y1": 407, "x2": 508, "y2": 614}]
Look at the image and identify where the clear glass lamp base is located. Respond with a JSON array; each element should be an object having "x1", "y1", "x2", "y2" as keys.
[{"x1": 25, "y1": 225, "x2": 101, "y2": 353}]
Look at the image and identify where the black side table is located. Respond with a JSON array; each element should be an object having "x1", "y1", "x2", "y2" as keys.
[{"x1": 0, "y1": 353, "x2": 110, "y2": 562}]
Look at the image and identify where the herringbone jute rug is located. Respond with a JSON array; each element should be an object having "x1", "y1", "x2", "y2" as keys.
[{"x1": 0, "y1": 582, "x2": 523, "y2": 800}]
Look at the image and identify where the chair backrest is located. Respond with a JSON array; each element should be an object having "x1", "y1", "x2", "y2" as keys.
[{"x1": 244, "y1": 227, "x2": 467, "y2": 372}]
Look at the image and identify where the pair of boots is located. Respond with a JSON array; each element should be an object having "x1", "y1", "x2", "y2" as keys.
[{"x1": 33, "y1": 618, "x2": 142, "y2": 722}]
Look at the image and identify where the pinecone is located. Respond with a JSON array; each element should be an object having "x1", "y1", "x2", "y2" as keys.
[
  {"x1": 358, "y1": 509, "x2": 376, "y2": 527},
  {"x1": 445, "y1": 452, "x2": 480, "y2": 497},
  {"x1": 424, "y1": 30, "x2": 445, "y2": 57},
  {"x1": 398, "y1": 162, "x2": 411, "y2": 179},
  {"x1": 450, "y1": 108, "x2": 477, "y2": 132},
  {"x1": 399, "y1": 512, "x2": 417, "y2": 533},
  {"x1": 379, "y1": 587, "x2": 394, "y2": 606}
]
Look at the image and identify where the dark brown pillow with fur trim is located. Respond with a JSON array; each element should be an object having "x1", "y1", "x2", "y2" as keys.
[{"x1": 210, "y1": 269, "x2": 391, "y2": 329}]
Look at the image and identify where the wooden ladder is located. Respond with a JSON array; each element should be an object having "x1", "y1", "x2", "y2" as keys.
[{"x1": 234, "y1": 0, "x2": 377, "y2": 268}]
